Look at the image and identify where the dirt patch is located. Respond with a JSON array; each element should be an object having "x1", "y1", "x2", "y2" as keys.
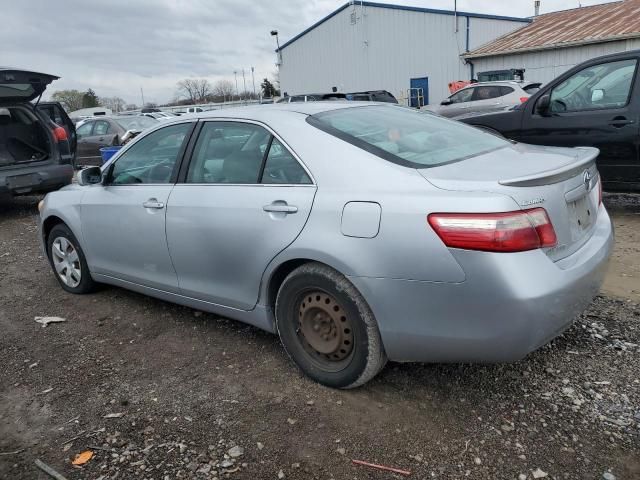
[{"x1": 0, "y1": 195, "x2": 638, "y2": 480}]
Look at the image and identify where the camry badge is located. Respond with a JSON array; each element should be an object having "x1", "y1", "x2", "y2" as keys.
[{"x1": 519, "y1": 197, "x2": 545, "y2": 206}]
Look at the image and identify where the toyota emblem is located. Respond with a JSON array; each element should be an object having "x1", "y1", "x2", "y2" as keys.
[{"x1": 583, "y1": 170, "x2": 592, "y2": 190}]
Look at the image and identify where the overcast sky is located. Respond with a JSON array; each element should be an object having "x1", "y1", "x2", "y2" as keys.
[{"x1": 2, "y1": 0, "x2": 618, "y2": 105}]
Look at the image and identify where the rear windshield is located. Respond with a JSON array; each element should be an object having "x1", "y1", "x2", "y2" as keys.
[
  {"x1": 307, "y1": 105, "x2": 508, "y2": 168},
  {"x1": 114, "y1": 116, "x2": 158, "y2": 131}
]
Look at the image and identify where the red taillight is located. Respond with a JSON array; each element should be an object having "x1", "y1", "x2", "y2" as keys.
[
  {"x1": 428, "y1": 208, "x2": 557, "y2": 253},
  {"x1": 52, "y1": 125, "x2": 68, "y2": 142},
  {"x1": 519, "y1": 96, "x2": 529, "y2": 103}
]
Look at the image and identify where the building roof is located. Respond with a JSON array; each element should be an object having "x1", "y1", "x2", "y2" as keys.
[
  {"x1": 278, "y1": 1, "x2": 529, "y2": 52},
  {"x1": 463, "y1": 0, "x2": 640, "y2": 59}
]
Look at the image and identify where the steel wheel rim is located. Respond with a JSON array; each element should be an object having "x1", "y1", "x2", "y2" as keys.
[
  {"x1": 51, "y1": 237, "x2": 81, "y2": 288},
  {"x1": 296, "y1": 290, "x2": 354, "y2": 371}
]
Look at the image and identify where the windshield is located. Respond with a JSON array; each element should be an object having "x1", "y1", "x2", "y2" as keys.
[
  {"x1": 114, "y1": 116, "x2": 158, "y2": 131},
  {"x1": 307, "y1": 105, "x2": 509, "y2": 168}
]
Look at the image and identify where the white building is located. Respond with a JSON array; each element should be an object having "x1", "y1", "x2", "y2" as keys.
[
  {"x1": 462, "y1": 0, "x2": 640, "y2": 85},
  {"x1": 68, "y1": 106, "x2": 112, "y2": 118},
  {"x1": 277, "y1": 1, "x2": 529, "y2": 106}
]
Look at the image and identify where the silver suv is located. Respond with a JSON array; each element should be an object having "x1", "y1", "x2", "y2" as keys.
[{"x1": 425, "y1": 81, "x2": 541, "y2": 119}]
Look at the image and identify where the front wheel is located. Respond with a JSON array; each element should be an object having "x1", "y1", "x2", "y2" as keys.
[
  {"x1": 47, "y1": 224, "x2": 96, "y2": 294},
  {"x1": 275, "y1": 263, "x2": 387, "y2": 388}
]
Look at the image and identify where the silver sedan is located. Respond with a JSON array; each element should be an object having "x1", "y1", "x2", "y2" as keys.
[{"x1": 39, "y1": 103, "x2": 613, "y2": 388}]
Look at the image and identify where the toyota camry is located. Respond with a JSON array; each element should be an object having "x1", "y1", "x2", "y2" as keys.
[{"x1": 39, "y1": 103, "x2": 614, "y2": 388}]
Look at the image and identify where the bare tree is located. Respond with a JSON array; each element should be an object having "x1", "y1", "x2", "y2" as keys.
[
  {"x1": 213, "y1": 79, "x2": 235, "y2": 101},
  {"x1": 177, "y1": 79, "x2": 212, "y2": 104},
  {"x1": 100, "y1": 96, "x2": 126, "y2": 113},
  {"x1": 50, "y1": 89, "x2": 85, "y2": 112}
]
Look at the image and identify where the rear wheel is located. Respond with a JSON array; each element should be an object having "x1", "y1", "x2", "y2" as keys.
[
  {"x1": 275, "y1": 263, "x2": 386, "y2": 388},
  {"x1": 47, "y1": 224, "x2": 96, "y2": 294}
]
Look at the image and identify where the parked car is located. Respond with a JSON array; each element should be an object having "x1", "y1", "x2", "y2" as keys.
[
  {"x1": 424, "y1": 81, "x2": 541, "y2": 118},
  {"x1": 277, "y1": 93, "x2": 347, "y2": 103},
  {"x1": 75, "y1": 115, "x2": 158, "y2": 165},
  {"x1": 458, "y1": 50, "x2": 640, "y2": 192},
  {"x1": 186, "y1": 107, "x2": 204, "y2": 113},
  {"x1": 0, "y1": 68, "x2": 76, "y2": 196},
  {"x1": 39, "y1": 103, "x2": 613, "y2": 388},
  {"x1": 143, "y1": 111, "x2": 178, "y2": 121},
  {"x1": 345, "y1": 90, "x2": 398, "y2": 103}
]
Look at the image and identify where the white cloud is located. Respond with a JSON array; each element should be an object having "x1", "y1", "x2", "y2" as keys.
[{"x1": 2, "y1": 0, "x2": 619, "y2": 104}]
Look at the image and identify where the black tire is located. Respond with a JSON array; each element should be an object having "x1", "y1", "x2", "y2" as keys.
[
  {"x1": 275, "y1": 262, "x2": 387, "y2": 389},
  {"x1": 47, "y1": 223, "x2": 96, "y2": 294}
]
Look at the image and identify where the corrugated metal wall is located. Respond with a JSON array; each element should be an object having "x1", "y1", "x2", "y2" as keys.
[
  {"x1": 278, "y1": 5, "x2": 526, "y2": 105},
  {"x1": 470, "y1": 38, "x2": 640, "y2": 85}
]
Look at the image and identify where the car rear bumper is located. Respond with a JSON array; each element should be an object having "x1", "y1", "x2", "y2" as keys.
[
  {"x1": 348, "y1": 206, "x2": 614, "y2": 363},
  {"x1": 0, "y1": 163, "x2": 73, "y2": 195}
]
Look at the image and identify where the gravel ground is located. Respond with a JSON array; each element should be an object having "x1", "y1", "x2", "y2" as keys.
[{"x1": 0, "y1": 195, "x2": 638, "y2": 480}]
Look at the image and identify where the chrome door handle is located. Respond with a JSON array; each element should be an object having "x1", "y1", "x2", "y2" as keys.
[
  {"x1": 143, "y1": 199, "x2": 165, "y2": 209},
  {"x1": 263, "y1": 204, "x2": 298, "y2": 214}
]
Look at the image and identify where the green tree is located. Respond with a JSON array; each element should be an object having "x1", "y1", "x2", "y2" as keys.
[
  {"x1": 82, "y1": 89, "x2": 100, "y2": 108},
  {"x1": 261, "y1": 78, "x2": 281, "y2": 98},
  {"x1": 50, "y1": 89, "x2": 85, "y2": 112}
]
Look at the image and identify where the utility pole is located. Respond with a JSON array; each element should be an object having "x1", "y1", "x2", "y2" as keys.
[
  {"x1": 140, "y1": 87, "x2": 145, "y2": 107},
  {"x1": 242, "y1": 69, "x2": 247, "y2": 102},
  {"x1": 233, "y1": 71, "x2": 239, "y2": 101},
  {"x1": 251, "y1": 67, "x2": 256, "y2": 100}
]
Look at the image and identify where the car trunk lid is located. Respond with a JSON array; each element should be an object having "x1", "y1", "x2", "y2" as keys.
[
  {"x1": 420, "y1": 143, "x2": 601, "y2": 261},
  {"x1": 0, "y1": 68, "x2": 59, "y2": 103}
]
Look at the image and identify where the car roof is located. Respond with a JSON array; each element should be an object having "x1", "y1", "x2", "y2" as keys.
[{"x1": 194, "y1": 101, "x2": 376, "y2": 119}]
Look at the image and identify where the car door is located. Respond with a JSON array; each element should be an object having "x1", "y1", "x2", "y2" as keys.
[
  {"x1": 75, "y1": 121, "x2": 96, "y2": 164},
  {"x1": 80, "y1": 121, "x2": 195, "y2": 291},
  {"x1": 438, "y1": 87, "x2": 474, "y2": 118},
  {"x1": 467, "y1": 85, "x2": 504, "y2": 115},
  {"x1": 165, "y1": 120, "x2": 316, "y2": 310},
  {"x1": 82, "y1": 120, "x2": 115, "y2": 164},
  {"x1": 519, "y1": 57, "x2": 640, "y2": 188},
  {"x1": 36, "y1": 102, "x2": 77, "y2": 157}
]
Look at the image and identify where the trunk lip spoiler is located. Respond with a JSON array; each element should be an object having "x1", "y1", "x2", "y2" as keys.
[{"x1": 499, "y1": 147, "x2": 599, "y2": 187}]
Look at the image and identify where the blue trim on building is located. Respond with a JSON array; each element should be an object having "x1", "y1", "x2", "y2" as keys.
[{"x1": 277, "y1": 1, "x2": 530, "y2": 52}]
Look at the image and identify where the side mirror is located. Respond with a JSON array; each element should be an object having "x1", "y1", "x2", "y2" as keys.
[
  {"x1": 440, "y1": 99, "x2": 452, "y2": 106},
  {"x1": 535, "y1": 94, "x2": 551, "y2": 115},
  {"x1": 591, "y1": 89, "x2": 604, "y2": 102},
  {"x1": 77, "y1": 166, "x2": 103, "y2": 186}
]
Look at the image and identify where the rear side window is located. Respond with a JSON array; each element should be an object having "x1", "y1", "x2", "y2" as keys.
[
  {"x1": 499, "y1": 86, "x2": 515, "y2": 96},
  {"x1": 93, "y1": 121, "x2": 110, "y2": 135},
  {"x1": 187, "y1": 122, "x2": 312, "y2": 185},
  {"x1": 471, "y1": 86, "x2": 503, "y2": 100},
  {"x1": 307, "y1": 105, "x2": 508, "y2": 168},
  {"x1": 523, "y1": 83, "x2": 541, "y2": 94}
]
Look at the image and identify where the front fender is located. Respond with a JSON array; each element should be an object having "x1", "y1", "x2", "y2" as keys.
[{"x1": 39, "y1": 189, "x2": 86, "y2": 257}]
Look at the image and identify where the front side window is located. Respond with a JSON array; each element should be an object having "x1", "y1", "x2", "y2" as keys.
[
  {"x1": 549, "y1": 59, "x2": 637, "y2": 112},
  {"x1": 110, "y1": 123, "x2": 192, "y2": 185},
  {"x1": 308, "y1": 105, "x2": 508, "y2": 168},
  {"x1": 76, "y1": 122, "x2": 93, "y2": 137},
  {"x1": 449, "y1": 88, "x2": 473, "y2": 104}
]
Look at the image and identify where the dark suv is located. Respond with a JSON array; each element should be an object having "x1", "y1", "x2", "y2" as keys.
[
  {"x1": 457, "y1": 50, "x2": 640, "y2": 192},
  {"x1": 0, "y1": 68, "x2": 76, "y2": 196}
]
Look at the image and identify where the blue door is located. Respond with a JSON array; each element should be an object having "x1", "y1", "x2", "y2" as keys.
[{"x1": 410, "y1": 77, "x2": 429, "y2": 107}]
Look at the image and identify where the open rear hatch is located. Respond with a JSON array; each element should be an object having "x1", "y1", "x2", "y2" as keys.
[
  {"x1": 420, "y1": 143, "x2": 601, "y2": 262},
  {"x1": 0, "y1": 68, "x2": 59, "y2": 103}
]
